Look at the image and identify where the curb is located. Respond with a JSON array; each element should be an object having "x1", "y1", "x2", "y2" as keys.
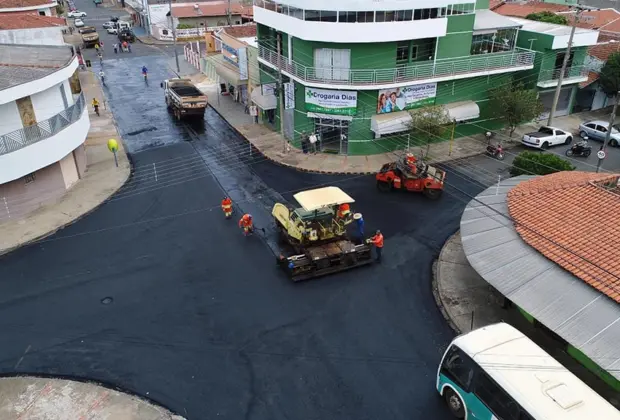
[{"x1": 431, "y1": 230, "x2": 462, "y2": 335}]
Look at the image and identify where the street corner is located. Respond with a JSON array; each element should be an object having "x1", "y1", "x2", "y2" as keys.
[{"x1": 0, "y1": 377, "x2": 185, "y2": 420}]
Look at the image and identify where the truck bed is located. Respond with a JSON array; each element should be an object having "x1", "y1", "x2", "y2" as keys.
[{"x1": 171, "y1": 85, "x2": 203, "y2": 97}]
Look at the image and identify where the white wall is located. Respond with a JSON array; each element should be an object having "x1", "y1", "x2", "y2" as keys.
[
  {"x1": 31, "y1": 82, "x2": 67, "y2": 122},
  {"x1": 0, "y1": 108, "x2": 89, "y2": 184},
  {"x1": 0, "y1": 27, "x2": 65, "y2": 46},
  {"x1": 0, "y1": 102, "x2": 24, "y2": 137},
  {"x1": 272, "y1": 0, "x2": 470, "y2": 11},
  {"x1": 62, "y1": 80, "x2": 75, "y2": 106},
  {"x1": 254, "y1": 7, "x2": 448, "y2": 43}
]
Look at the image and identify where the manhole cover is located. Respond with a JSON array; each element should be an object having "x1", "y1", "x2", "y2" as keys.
[{"x1": 101, "y1": 297, "x2": 113, "y2": 305}]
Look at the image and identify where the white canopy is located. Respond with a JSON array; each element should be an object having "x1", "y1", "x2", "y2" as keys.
[
  {"x1": 294, "y1": 187, "x2": 355, "y2": 211},
  {"x1": 444, "y1": 101, "x2": 480, "y2": 122},
  {"x1": 370, "y1": 111, "x2": 412, "y2": 136},
  {"x1": 251, "y1": 87, "x2": 277, "y2": 110}
]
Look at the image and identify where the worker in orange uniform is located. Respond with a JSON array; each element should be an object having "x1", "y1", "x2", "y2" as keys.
[
  {"x1": 368, "y1": 229, "x2": 384, "y2": 262},
  {"x1": 404, "y1": 153, "x2": 417, "y2": 175},
  {"x1": 337, "y1": 203, "x2": 351, "y2": 220},
  {"x1": 221, "y1": 196, "x2": 233, "y2": 219},
  {"x1": 238, "y1": 213, "x2": 254, "y2": 236}
]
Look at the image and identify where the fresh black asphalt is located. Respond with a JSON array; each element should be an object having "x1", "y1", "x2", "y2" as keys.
[{"x1": 0, "y1": 4, "x2": 490, "y2": 418}]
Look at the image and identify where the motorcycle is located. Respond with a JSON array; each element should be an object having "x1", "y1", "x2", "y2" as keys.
[
  {"x1": 565, "y1": 140, "x2": 591, "y2": 157},
  {"x1": 486, "y1": 143, "x2": 505, "y2": 160}
]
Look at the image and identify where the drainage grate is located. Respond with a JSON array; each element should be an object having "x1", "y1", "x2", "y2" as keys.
[{"x1": 101, "y1": 297, "x2": 113, "y2": 305}]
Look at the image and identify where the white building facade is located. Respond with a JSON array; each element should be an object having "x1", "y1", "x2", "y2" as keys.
[{"x1": 0, "y1": 45, "x2": 90, "y2": 219}]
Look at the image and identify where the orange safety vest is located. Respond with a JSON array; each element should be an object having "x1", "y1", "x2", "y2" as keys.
[
  {"x1": 371, "y1": 233, "x2": 384, "y2": 248},
  {"x1": 221, "y1": 198, "x2": 232, "y2": 211},
  {"x1": 239, "y1": 214, "x2": 252, "y2": 228},
  {"x1": 338, "y1": 203, "x2": 351, "y2": 218},
  {"x1": 406, "y1": 154, "x2": 416, "y2": 166}
]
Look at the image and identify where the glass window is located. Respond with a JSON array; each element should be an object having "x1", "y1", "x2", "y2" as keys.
[
  {"x1": 276, "y1": 4, "x2": 287, "y2": 14},
  {"x1": 430, "y1": 8, "x2": 438, "y2": 18},
  {"x1": 441, "y1": 346, "x2": 475, "y2": 391},
  {"x1": 439, "y1": 7, "x2": 447, "y2": 16},
  {"x1": 384, "y1": 11, "x2": 395, "y2": 21},
  {"x1": 320, "y1": 10, "x2": 337, "y2": 22},
  {"x1": 263, "y1": 0, "x2": 276, "y2": 11},
  {"x1": 414, "y1": 9, "x2": 422, "y2": 20},
  {"x1": 305, "y1": 10, "x2": 320, "y2": 21},
  {"x1": 357, "y1": 11, "x2": 374, "y2": 22},
  {"x1": 411, "y1": 45, "x2": 418, "y2": 59},
  {"x1": 289, "y1": 6, "x2": 303, "y2": 19},
  {"x1": 339, "y1": 11, "x2": 355, "y2": 22},
  {"x1": 395, "y1": 10, "x2": 412, "y2": 21},
  {"x1": 404, "y1": 10, "x2": 413, "y2": 20},
  {"x1": 422, "y1": 8, "x2": 431, "y2": 19},
  {"x1": 474, "y1": 371, "x2": 520, "y2": 420},
  {"x1": 375, "y1": 11, "x2": 386, "y2": 22},
  {"x1": 396, "y1": 41, "x2": 409, "y2": 62}
]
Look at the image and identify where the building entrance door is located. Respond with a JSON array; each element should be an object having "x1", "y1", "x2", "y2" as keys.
[{"x1": 314, "y1": 117, "x2": 349, "y2": 155}]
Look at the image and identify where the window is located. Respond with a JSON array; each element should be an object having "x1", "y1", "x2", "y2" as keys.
[
  {"x1": 314, "y1": 48, "x2": 351, "y2": 81},
  {"x1": 24, "y1": 172, "x2": 36, "y2": 184},
  {"x1": 384, "y1": 11, "x2": 395, "y2": 21},
  {"x1": 473, "y1": 371, "x2": 520, "y2": 420},
  {"x1": 288, "y1": 6, "x2": 303, "y2": 19},
  {"x1": 38, "y1": 10, "x2": 45, "y2": 15},
  {"x1": 235, "y1": 20, "x2": 241, "y2": 24},
  {"x1": 339, "y1": 11, "x2": 355, "y2": 22},
  {"x1": 263, "y1": 0, "x2": 276, "y2": 11},
  {"x1": 414, "y1": 9, "x2": 422, "y2": 20},
  {"x1": 411, "y1": 45, "x2": 418, "y2": 60},
  {"x1": 395, "y1": 10, "x2": 412, "y2": 21},
  {"x1": 396, "y1": 41, "x2": 410, "y2": 62},
  {"x1": 305, "y1": 10, "x2": 320, "y2": 21},
  {"x1": 422, "y1": 8, "x2": 431, "y2": 19},
  {"x1": 320, "y1": 10, "x2": 337, "y2": 22},
  {"x1": 441, "y1": 346, "x2": 475, "y2": 391},
  {"x1": 430, "y1": 8, "x2": 438, "y2": 18},
  {"x1": 356, "y1": 11, "x2": 374, "y2": 22},
  {"x1": 440, "y1": 7, "x2": 447, "y2": 16}
]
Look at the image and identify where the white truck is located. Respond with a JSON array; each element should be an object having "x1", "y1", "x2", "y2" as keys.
[
  {"x1": 521, "y1": 126, "x2": 573, "y2": 150},
  {"x1": 161, "y1": 79, "x2": 208, "y2": 120}
]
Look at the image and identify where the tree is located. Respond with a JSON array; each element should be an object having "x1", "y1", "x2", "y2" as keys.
[
  {"x1": 510, "y1": 151, "x2": 575, "y2": 176},
  {"x1": 525, "y1": 11, "x2": 568, "y2": 25},
  {"x1": 489, "y1": 83, "x2": 544, "y2": 138},
  {"x1": 176, "y1": 23, "x2": 193, "y2": 29},
  {"x1": 407, "y1": 105, "x2": 451, "y2": 157},
  {"x1": 596, "y1": 52, "x2": 620, "y2": 171}
]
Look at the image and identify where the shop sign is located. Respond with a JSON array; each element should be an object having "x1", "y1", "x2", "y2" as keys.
[
  {"x1": 305, "y1": 87, "x2": 357, "y2": 116},
  {"x1": 284, "y1": 82, "x2": 294, "y2": 109},
  {"x1": 377, "y1": 83, "x2": 436, "y2": 114}
]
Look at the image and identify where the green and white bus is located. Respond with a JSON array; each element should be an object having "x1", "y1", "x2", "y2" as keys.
[{"x1": 437, "y1": 323, "x2": 620, "y2": 420}]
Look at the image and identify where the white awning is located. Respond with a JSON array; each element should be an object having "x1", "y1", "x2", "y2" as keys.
[
  {"x1": 294, "y1": 187, "x2": 355, "y2": 211},
  {"x1": 206, "y1": 54, "x2": 241, "y2": 86},
  {"x1": 307, "y1": 112, "x2": 353, "y2": 121},
  {"x1": 444, "y1": 101, "x2": 480, "y2": 122},
  {"x1": 251, "y1": 88, "x2": 276, "y2": 110},
  {"x1": 370, "y1": 111, "x2": 412, "y2": 136},
  {"x1": 474, "y1": 10, "x2": 522, "y2": 34}
]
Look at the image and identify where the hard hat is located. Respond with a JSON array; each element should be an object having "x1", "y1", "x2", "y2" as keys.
[
  {"x1": 376, "y1": 229, "x2": 381, "y2": 234},
  {"x1": 248, "y1": 214, "x2": 252, "y2": 219},
  {"x1": 353, "y1": 213, "x2": 362, "y2": 220}
]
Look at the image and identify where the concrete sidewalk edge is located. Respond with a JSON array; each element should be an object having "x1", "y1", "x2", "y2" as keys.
[{"x1": 432, "y1": 230, "x2": 462, "y2": 335}]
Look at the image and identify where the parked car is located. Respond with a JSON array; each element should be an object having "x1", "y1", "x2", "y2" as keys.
[
  {"x1": 68, "y1": 10, "x2": 87, "y2": 17},
  {"x1": 579, "y1": 120, "x2": 620, "y2": 147},
  {"x1": 102, "y1": 21, "x2": 114, "y2": 29},
  {"x1": 74, "y1": 18, "x2": 85, "y2": 28},
  {"x1": 93, "y1": 0, "x2": 102, "y2": 4},
  {"x1": 106, "y1": 27, "x2": 118, "y2": 34},
  {"x1": 521, "y1": 126, "x2": 573, "y2": 149}
]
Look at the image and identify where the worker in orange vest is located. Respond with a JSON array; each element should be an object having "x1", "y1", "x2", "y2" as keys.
[
  {"x1": 238, "y1": 213, "x2": 253, "y2": 236},
  {"x1": 368, "y1": 229, "x2": 384, "y2": 262},
  {"x1": 337, "y1": 203, "x2": 351, "y2": 219},
  {"x1": 221, "y1": 196, "x2": 233, "y2": 219},
  {"x1": 405, "y1": 153, "x2": 416, "y2": 166}
]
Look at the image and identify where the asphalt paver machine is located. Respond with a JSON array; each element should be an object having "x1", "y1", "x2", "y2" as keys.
[{"x1": 273, "y1": 186, "x2": 373, "y2": 281}]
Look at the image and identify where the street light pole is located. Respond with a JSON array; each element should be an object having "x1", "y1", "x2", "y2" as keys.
[{"x1": 168, "y1": 0, "x2": 180, "y2": 74}]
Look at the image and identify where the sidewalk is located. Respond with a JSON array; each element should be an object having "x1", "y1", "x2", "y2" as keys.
[
  {"x1": 0, "y1": 377, "x2": 184, "y2": 419},
  {"x1": 0, "y1": 70, "x2": 130, "y2": 256},
  {"x1": 196, "y1": 76, "x2": 613, "y2": 174}
]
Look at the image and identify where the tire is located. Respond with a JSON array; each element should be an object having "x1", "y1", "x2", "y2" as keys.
[
  {"x1": 565, "y1": 149, "x2": 574, "y2": 157},
  {"x1": 376, "y1": 180, "x2": 391, "y2": 192},
  {"x1": 541, "y1": 142, "x2": 549, "y2": 150},
  {"x1": 565, "y1": 136, "x2": 573, "y2": 145},
  {"x1": 580, "y1": 131, "x2": 587, "y2": 139},
  {"x1": 611, "y1": 139, "x2": 618, "y2": 147},
  {"x1": 585, "y1": 149, "x2": 591, "y2": 157},
  {"x1": 496, "y1": 152, "x2": 505, "y2": 160},
  {"x1": 444, "y1": 388, "x2": 465, "y2": 419},
  {"x1": 423, "y1": 188, "x2": 443, "y2": 200}
]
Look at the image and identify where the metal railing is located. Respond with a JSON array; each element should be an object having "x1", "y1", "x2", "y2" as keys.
[
  {"x1": 0, "y1": 93, "x2": 86, "y2": 156},
  {"x1": 258, "y1": 46, "x2": 535, "y2": 86},
  {"x1": 538, "y1": 66, "x2": 588, "y2": 83}
]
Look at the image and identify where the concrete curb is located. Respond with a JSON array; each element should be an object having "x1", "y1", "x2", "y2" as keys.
[{"x1": 431, "y1": 230, "x2": 462, "y2": 335}]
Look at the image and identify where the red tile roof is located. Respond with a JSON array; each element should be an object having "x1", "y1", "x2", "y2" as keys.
[
  {"x1": 489, "y1": 0, "x2": 504, "y2": 11},
  {"x1": 223, "y1": 24, "x2": 256, "y2": 38},
  {"x1": 172, "y1": 2, "x2": 251, "y2": 19},
  {"x1": 494, "y1": 2, "x2": 570, "y2": 18},
  {"x1": 580, "y1": 71, "x2": 599, "y2": 88},
  {"x1": 561, "y1": 8, "x2": 620, "y2": 29},
  {"x1": 0, "y1": 0, "x2": 53, "y2": 8},
  {"x1": 0, "y1": 12, "x2": 65, "y2": 29},
  {"x1": 508, "y1": 171, "x2": 620, "y2": 302},
  {"x1": 588, "y1": 41, "x2": 620, "y2": 62}
]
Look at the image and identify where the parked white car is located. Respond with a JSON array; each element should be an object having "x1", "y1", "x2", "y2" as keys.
[
  {"x1": 68, "y1": 10, "x2": 87, "y2": 18},
  {"x1": 106, "y1": 27, "x2": 118, "y2": 34},
  {"x1": 521, "y1": 126, "x2": 573, "y2": 149},
  {"x1": 74, "y1": 18, "x2": 85, "y2": 28},
  {"x1": 102, "y1": 21, "x2": 114, "y2": 29}
]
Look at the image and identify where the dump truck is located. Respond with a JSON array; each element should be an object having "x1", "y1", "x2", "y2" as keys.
[
  {"x1": 273, "y1": 186, "x2": 373, "y2": 281},
  {"x1": 161, "y1": 79, "x2": 208, "y2": 120},
  {"x1": 79, "y1": 26, "x2": 99, "y2": 48}
]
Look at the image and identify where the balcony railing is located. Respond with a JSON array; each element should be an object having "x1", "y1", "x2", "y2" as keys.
[
  {"x1": 538, "y1": 66, "x2": 588, "y2": 83},
  {"x1": 258, "y1": 46, "x2": 535, "y2": 86},
  {"x1": 0, "y1": 93, "x2": 86, "y2": 156}
]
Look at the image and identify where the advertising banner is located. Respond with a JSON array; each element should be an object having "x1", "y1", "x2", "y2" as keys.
[
  {"x1": 305, "y1": 87, "x2": 357, "y2": 116},
  {"x1": 377, "y1": 83, "x2": 437, "y2": 114}
]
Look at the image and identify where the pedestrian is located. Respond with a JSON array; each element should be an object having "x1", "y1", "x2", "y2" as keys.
[
  {"x1": 94, "y1": 43, "x2": 100, "y2": 53},
  {"x1": 238, "y1": 214, "x2": 254, "y2": 236},
  {"x1": 309, "y1": 132, "x2": 318, "y2": 154},
  {"x1": 113, "y1": 43, "x2": 118, "y2": 54},
  {"x1": 127, "y1": 42, "x2": 131, "y2": 53},
  {"x1": 354, "y1": 213, "x2": 364, "y2": 242},
  {"x1": 91, "y1": 97, "x2": 100, "y2": 116},
  {"x1": 122, "y1": 41, "x2": 128, "y2": 52},
  {"x1": 221, "y1": 196, "x2": 233, "y2": 219},
  {"x1": 99, "y1": 40, "x2": 104, "y2": 49},
  {"x1": 300, "y1": 131, "x2": 308, "y2": 154},
  {"x1": 368, "y1": 229, "x2": 384, "y2": 262}
]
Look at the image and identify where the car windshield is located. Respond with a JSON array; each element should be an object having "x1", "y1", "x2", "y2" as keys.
[
  {"x1": 613, "y1": 125, "x2": 620, "y2": 133},
  {"x1": 81, "y1": 27, "x2": 95, "y2": 33}
]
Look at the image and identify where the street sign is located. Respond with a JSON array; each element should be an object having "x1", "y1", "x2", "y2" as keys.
[{"x1": 597, "y1": 150, "x2": 606, "y2": 160}]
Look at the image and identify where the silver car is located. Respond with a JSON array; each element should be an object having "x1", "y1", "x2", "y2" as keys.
[{"x1": 578, "y1": 120, "x2": 620, "y2": 146}]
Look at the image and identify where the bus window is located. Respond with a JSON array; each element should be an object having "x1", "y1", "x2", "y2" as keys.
[
  {"x1": 473, "y1": 370, "x2": 520, "y2": 420},
  {"x1": 441, "y1": 345, "x2": 474, "y2": 391}
]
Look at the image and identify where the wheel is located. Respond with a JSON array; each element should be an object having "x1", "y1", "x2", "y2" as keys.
[
  {"x1": 565, "y1": 149, "x2": 574, "y2": 157},
  {"x1": 541, "y1": 142, "x2": 549, "y2": 150},
  {"x1": 585, "y1": 149, "x2": 591, "y2": 157},
  {"x1": 580, "y1": 131, "x2": 587, "y2": 139},
  {"x1": 444, "y1": 388, "x2": 465, "y2": 418},
  {"x1": 423, "y1": 188, "x2": 443, "y2": 200},
  {"x1": 565, "y1": 136, "x2": 573, "y2": 145},
  {"x1": 611, "y1": 139, "x2": 618, "y2": 147},
  {"x1": 376, "y1": 180, "x2": 391, "y2": 192},
  {"x1": 496, "y1": 152, "x2": 505, "y2": 160}
]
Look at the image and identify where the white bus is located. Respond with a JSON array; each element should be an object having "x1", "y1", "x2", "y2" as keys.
[{"x1": 436, "y1": 323, "x2": 620, "y2": 420}]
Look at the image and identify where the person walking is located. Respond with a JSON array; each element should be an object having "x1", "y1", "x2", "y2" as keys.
[
  {"x1": 113, "y1": 43, "x2": 118, "y2": 54},
  {"x1": 99, "y1": 70, "x2": 105, "y2": 86},
  {"x1": 221, "y1": 196, "x2": 233, "y2": 219},
  {"x1": 308, "y1": 132, "x2": 318, "y2": 154},
  {"x1": 94, "y1": 43, "x2": 100, "y2": 53},
  {"x1": 99, "y1": 40, "x2": 104, "y2": 49},
  {"x1": 127, "y1": 42, "x2": 131, "y2": 53},
  {"x1": 122, "y1": 41, "x2": 128, "y2": 52},
  {"x1": 91, "y1": 97, "x2": 100, "y2": 116},
  {"x1": 354, "y1": 213, "x2": 364, "y2": 242},
  {"x1": 368, "y1": 230, "x2": 384, "y2": 262},
  {"x1": 300, "y1": 131, "x2": 308, "y2": 154},
  {"x1": 238, "y1": 214, "x2": 254, "y2": 236}
]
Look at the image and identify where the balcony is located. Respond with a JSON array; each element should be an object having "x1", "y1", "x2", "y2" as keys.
[
  {"x1": 258, "y1": 46, "x2": 535, "y2": 90},
  {"x1": 537, "y1": 66, "x2": 588, "y2": 88}
]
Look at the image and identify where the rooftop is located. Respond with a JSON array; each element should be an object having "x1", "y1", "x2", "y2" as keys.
[
  {"x1": 509, "y1": 17, "x2": 597, "y2": 37},
  {"x1": 494, "y1": 1, "x2": 570, "y2": 18},
  {"x1": 171, "y1": 1, "x2": 251, "y2": 18},
  {"x1": 588, "y1": 40, "x2": 620, "y2": 62},
  {"x1": 222, "y1": 23, "x2": 256, "y2": 38},
  {"x1": 0, "y1": 44, "x2": 74, "y2": 91},
  {"x1": 508, "y1": 171, "x2": 620, "y2": 302},
  {"x1": 0, "y1": 0, "x2": 54, "y2": 8},
  {"x1": 0, "y1": 12, "x2": 65, "y2": 29},
  {"x1": 580, "y1": 71, "x2": 599, "y2": 88},
  {"x1": 559, "y1": 8, "x2": 620, "y2": 30}
]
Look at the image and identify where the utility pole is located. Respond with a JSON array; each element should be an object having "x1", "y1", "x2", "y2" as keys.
[
  {"x1": 276, "y1": 32, "x2": 286, "y2": 152},
  {"x1": 227, "y1": 0, "x2": 232, "y2": 26},
  {"x1": 597, "y1": 94, "x2": 619, "y2": 172},
  {"x1": 168, "y1": 0, "x2": 180, "y2": 74}
]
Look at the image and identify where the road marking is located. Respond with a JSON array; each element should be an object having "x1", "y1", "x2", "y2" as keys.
[
  {"x1": 17, "y1": 381, "x2": 52, "y2": 420},
  {"x1": 14, "y1": 344, "x2": 31, "y2": 369},
  {"x1": 153, "y1": 163, "x2": 158, "y2": 181},
  {"x1": 78, "y1": 391, "x2": 110, "y2": 420}
]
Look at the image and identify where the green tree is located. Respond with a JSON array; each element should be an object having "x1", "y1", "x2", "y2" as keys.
[
  {"x1": 525, "y1": 11, "x2": 568, "y2": 25},
  {"x1": 510, "y1": 151, "x2": 575, "y2": 176},
  {"x1": 490, "y1": 83, "x2": 544, "y2": 138},
  {"x1": 407, "y1": 105, "x2": 451, "y2": 157},
  {"x1": 56, "y1": 4, "x2": 64, "y2": 15},
  {"x1": 176, "y1": 23, "x2": 193, "y2": 29}
]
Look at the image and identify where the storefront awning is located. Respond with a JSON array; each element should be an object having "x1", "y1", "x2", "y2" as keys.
[
  {"x1": 444, "y1": 101, "x2": 480, "y2": 122},
  {"x1": 473, "y1": 10, "x2": 521, "y2": 35},
  {"x1": 251, "y1": 88, "x2": 276, "y2": 110},
  {"x1": 206, "y1": 54, "x2": 241, "y2": 86},
  {"x1": 370, "y1": 111, "x2": 412, "y2": 136},
  {"x1": 307, "y1": 112, "x2": 353, "y2": 121}
]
